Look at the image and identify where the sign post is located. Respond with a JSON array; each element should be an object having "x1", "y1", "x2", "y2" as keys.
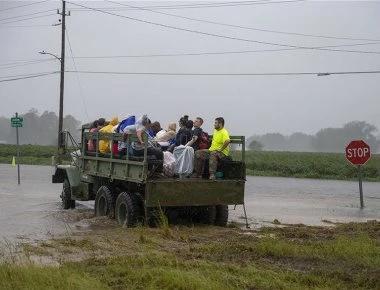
[
  {"x1": 345, "y1": 140, "x2": 371, "y2": 209},
  {"x1": 11, "y1": 113, "x2": 23, "y2": 185}
]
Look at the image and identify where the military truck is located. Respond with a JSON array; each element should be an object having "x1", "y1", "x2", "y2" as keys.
[{"x1": 52, "y1": 124, "x2": 248, "y2": 227}]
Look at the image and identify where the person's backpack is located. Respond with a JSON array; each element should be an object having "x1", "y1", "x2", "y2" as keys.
[{"x1": 198, "y1": 130, "x2": 210, "y2": 150}]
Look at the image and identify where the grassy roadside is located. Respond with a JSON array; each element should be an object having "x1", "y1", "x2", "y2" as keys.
[
  {"x1": 1, "y1": 144, "x2": 379, "y2": 181},
  {"x1": 1, "y1": 221, "x2": 379, "y2": 289}
]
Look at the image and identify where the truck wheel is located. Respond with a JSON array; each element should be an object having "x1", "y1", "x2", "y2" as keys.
[
  {"x1": 215, "y1": 205, "x2": 228, "y2": 227},
  {"x1": 62, "y1": 179, "x2": 75, "y2": 209},
  {"x1": 95, "y1": 185, "x2": 115, "y2": 218},
  {"x1": 202, "y1": 206, "x2": 216, "y2": 224},
  {"x1": 191, "y1": 206, "x2": 216, "y2": 225},
  {"x1": 115, "y1": 192, "x2": 142, "y2": 227}
]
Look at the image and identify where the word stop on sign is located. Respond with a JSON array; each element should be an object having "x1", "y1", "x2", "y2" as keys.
[{"x1": 346, "y1": 147, "x2": 370, "y2": 158}]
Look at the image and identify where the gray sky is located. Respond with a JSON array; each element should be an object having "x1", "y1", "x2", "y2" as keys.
[{"x1": 1, "y1": 0, "x2": 380, "y2": 137}]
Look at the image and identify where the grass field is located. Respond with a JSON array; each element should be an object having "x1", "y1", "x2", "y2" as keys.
[
  {"x1": 240, "y1": 151, "x2": 380, "y2": 181},
  {"x1": 1, "y1": 144, "x2": 379, "y2": 181},
  {"x1": 1, "y1": 221, "x2": 379, "y2": 290}
]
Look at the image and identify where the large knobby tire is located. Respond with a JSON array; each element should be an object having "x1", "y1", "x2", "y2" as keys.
[
  {"x1": 62, "y1": 179, "x2": 75, "y2": 209},
  {"x1": 115, "y1": 192, "x2": 142, "y2": 227},
  {"x1": 95, "y1": 185, "x2": 115, "y2": 218},
  {"x1": 191, "y1": 206, "x2": 216, "y2": 225},
  {"x1": 215, "y1": 205, "x2": 229, "y2": 227},
  {"x1": 202, "y1": 206, "x2": 216, "y2": 225}
]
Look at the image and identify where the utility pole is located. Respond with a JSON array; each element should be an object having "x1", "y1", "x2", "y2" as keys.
[
  {"x1": 15, "y1": 112, "x2": 21, "y2": 185},
  {"x1": 57, "y1": 0, "x2": 69, "y2": 164}
]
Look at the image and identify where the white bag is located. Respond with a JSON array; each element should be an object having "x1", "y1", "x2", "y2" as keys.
[
  {"x1": 163, "y1": 151, "x2": 176, "y2": 177},
  {"x1": 173, "y1": 145, "x2": 194, "y2": 176}
]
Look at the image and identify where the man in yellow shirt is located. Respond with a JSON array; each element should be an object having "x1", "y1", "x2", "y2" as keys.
[{"x1": 193, "y1": 117, "x2": 230, "y2": 180}]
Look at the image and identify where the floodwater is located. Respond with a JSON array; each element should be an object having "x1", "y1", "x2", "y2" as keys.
[
  {"x1": 0, "y1": 164, "x2": 379, "y2": 242},
  {"x1": 231, "y1": 175, "x2": 380, "y2": 227}
]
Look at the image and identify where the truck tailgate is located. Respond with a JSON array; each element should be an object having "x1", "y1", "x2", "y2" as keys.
[{"x1": 145, "y1": 179, "x2": 245, "y2": 207}]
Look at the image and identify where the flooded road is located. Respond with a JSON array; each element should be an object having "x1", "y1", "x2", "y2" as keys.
[
  {"x1": 231, "y1": 175, "x2": 380, "y2": 227},
  {"x1": 1, "y1": 164, "x2": 379, "y2": 242},
  {"x1": 0, "y1": 164, "x2": 94, "y2": 243}
]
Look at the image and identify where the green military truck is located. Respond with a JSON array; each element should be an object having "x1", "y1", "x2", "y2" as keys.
[{"x1": 52, "y1": 124, "x2": 248, "y2": 227}]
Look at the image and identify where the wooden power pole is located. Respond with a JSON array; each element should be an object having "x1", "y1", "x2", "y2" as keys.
[{"x1": 57, "y1": 1, "x2": 69, "y2": 164}]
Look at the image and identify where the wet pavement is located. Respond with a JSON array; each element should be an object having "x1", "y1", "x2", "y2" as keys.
[{"x1": 0, "y1": 164, "x2": 379, "y2": 242}]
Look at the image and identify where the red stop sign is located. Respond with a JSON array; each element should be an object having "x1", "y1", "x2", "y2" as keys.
[{"x1": 345, "y1": 140, "x2": 371, "y2": 165}]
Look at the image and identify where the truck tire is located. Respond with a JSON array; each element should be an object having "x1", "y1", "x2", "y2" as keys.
[
  {"x1": 191, "y1": 206, "x2": 216, "y2": 225},
  {"x1": 62, "y1": 179, "x2": 75, "y2": 209},
  {"x1": 215, "y1": 205, "x2": 228, "y2": 227},
  {"x1": 115, "y1": 192, "x2": 142, "y2": 227},
  {"x1": 95, "y1": 185, "x2": 115, "y2": 218},
  {"x1": 202, "y1": 206, "x2": 216, "y2": 225}
]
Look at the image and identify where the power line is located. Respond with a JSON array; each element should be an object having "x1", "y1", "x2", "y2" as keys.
[
  {"x1": 0, "y1": 9, "x2": 56, "y2": 22},
  {"x1": 67, "y1": 43, "x2": 380, "y2": 60},
  {"x1": 2, "y1": 38, "x2": 380, "y2": 66},
  {"x1": 106, "y1": 0, "x2": 380, "y2": 42},
  {"x1": 0, "y1": 24, "x2": 53, "y2": 28},
  {"x1": 70, "y1": 0, "x2": 268, "y2": 11},
  {"x1": 69, "y1": 0, "x2": 305, "y2": 12},
  {"x1": 0, "y1": 71, "x2": 58, "y2": 79},
  {"x1": 65, "y1": 70, "x2": 380, "y2": 76},
  {"x1": 65, "y1": 25, "x2": 90, "y2": 122},
  {"x1": 2, "y1": 69, "x2": 378, "y2": 82},
  {"x1": 0, "y1": 59, "x2": 55, "y2": 70},
  {"x1": 2, "y1": 40, "x2": 379, "y2": 67},
  {"x1": 0, "y1": 59, "x2": 55, "y2": 66},
  {"x1": 1, "y1": 42, "x2": 379, "y2": 71},
  {"x1": 66, "y1": 2, "x2": 380, "y2": 56},
  {"x1": 0, "y1": 13, "x2": 57, "y2": 25},
  {"x1": 0, "y1": 71, "x2": 58, "y2": 83},
  {"x1": 0, "y1": 0, "x2": 50, "y2": 13}
]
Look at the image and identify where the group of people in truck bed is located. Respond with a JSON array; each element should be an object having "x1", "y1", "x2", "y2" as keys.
[{"x1": 87, "y1": 115, "x2": 230, "y2": 180}]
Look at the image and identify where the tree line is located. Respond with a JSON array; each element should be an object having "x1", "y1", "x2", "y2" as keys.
[
  {"x1": 248, "y1": 121, "x2": 380, "y2": 153},
  {"x1": 1, "y1": 112, "x2": 379, "y2": 153},
  {"x1": 0, "y1": 109, "x2": 81, "y2": 145}
]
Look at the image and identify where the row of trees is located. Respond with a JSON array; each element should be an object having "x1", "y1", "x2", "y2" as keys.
[
  {"x1": 1, "y1": 111, "x2": 379, "y2": 153},
  {"x1": 248, "y1": 121, "x2": 380, "y2": 153},
  {"x1": 0, "y1": 109, "x2": 81, "y2": 145}
]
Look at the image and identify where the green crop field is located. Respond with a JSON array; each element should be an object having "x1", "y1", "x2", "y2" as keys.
[
  {"x1": 0, "y1": 144, "x2": 62, "y2": 165},
  {"x1": 239, "y1": 151, "x2": 380, "y2": 181},
  {"x1": 1, "y1": 145, "x2": 379, "y2": 181}
]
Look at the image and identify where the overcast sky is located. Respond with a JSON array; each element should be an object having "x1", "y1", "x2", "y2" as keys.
[{"x1": 1, "y1": 0, "x2": 379, "y2": 137}]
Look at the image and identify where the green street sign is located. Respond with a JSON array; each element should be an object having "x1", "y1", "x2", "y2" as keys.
[
  {"x1": 11, "y1": 117, "x2": 23, "y2": 128},
  {"x1": 11, "y1": 117, "x2": 23, "y2": 123}
]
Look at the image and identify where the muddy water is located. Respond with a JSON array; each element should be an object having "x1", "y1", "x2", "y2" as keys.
[
  {"x1": 0, "y1": 164, "x2": 97, "y2": 243},
  {"x1": 231, "y1": 175, "x2": 380, "y2": 227},
  {"x1": 0, "y1": 164, "x2": 379, "y2": 242}
]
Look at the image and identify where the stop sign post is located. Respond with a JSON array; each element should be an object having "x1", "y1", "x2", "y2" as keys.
[{"x1": 345, "y1": 140, "x2": 371, "y2": 208}]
